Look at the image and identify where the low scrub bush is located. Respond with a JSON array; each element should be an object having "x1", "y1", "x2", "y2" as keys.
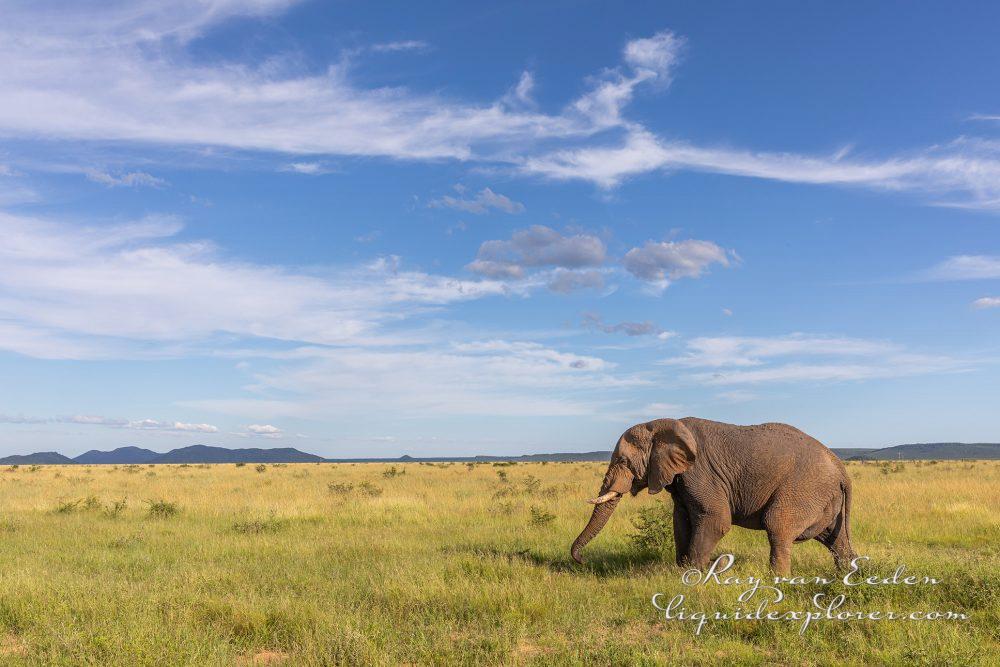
[{"x1": 146, "y1": 499, "x2": 179, "y2": 519}]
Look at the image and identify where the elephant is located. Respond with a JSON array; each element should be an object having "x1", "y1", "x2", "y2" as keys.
[{"x1": 570, "y1": 417, "x2": 856, "y2": 574}]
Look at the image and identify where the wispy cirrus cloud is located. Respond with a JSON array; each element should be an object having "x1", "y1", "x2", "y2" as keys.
[
  {"x1": 370, "y1": 40, "x2": 429, "y2": 53},
  {"x1": 973, "y1": 296, "x2": 1000, "y2": 309},
  {"x1": 659, "y1": 333, "x2": 969, "y2": 386},
  {"x1": 919, "y1": 255, "x2": 1000, "y2": 281},
  {"x1": 0, "y1": 413, "x2": 218, "y2": 433},
  {"x1": 0, "y1": 6, "x2": 995, "y2": 209},
  {"x1": 0, "y1": 211, "x2": 517, "y2": 359},
  {"x1": 85, "y1": 169, "x2": 165, "y2": 188}
]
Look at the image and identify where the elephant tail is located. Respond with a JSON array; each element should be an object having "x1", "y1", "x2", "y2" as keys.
[{"x1": 836, "y1": 478, "x2": 856, "y2": 560}]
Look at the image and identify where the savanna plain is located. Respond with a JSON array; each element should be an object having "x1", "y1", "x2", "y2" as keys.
[{"x1": 0, "y1": 459, "x2": 996, "y2": 665}]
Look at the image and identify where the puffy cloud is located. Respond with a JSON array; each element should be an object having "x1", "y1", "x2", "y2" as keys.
[
  {"x1": 467, "y1": 225, "x2": 606, "y2": 282},
  {"x1": 429, "y1": 187, "x2": 525, "y2": 215},
  {"x1": 623, "y1": 30, "x2": 685, "y2": 81},
  {"x1": 246, "y1": 424, "x2": 283, "y2": 438},
  {"x1": 622, "y1": 239, "x2": 733, "y2": 284},
  {"x1": 546, "y1": 269, "x2": 605, "y2": 294}
]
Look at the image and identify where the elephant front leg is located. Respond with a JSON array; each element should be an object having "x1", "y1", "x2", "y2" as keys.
[
  {"x1": 684, "y1": 513, "x2": 731, "y2": 569},
  {"x1": 672, "y1": 501, "x2": 692, "y2": 566}
]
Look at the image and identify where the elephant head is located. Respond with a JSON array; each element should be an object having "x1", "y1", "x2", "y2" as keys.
[{"x1": 570, "y1": 418, "x2": 697, "y2": 563}]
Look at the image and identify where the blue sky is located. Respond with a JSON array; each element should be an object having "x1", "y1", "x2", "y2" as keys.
[{"x1": 1, "y1": 1, "x2": 999, "y2": 456}]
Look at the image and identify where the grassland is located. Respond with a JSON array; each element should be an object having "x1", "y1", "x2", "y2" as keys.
[{"x1": 0, "y1": 459, "x2": 996, "y2": 665}]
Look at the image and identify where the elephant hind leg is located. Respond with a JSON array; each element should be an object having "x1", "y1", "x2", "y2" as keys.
[{"x1": 766, "y1": 529, "x2": 793, "y2": 576}]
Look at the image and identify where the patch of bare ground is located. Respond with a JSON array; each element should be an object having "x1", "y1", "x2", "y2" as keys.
[
  {"x1": 237, "y1": 649, "x2": 289, "y2": 665},
  {"x1": 0, "y1": 634, "x2": 27, "y2": 656}
]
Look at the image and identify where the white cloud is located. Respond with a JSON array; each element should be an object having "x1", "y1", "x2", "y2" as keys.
[
  {"x1": 661, "y1": 334, "x2": 899, "y2": 368},
  {"x1": 370, "y1": 40, "x2": 429, "y2": 53},
  {"x1": 189, "y1": 340, "x2": 647, "y2": 419},
  {"x1": 429, "y1": 187, "x2": 525, "y2": 214},
  {"x1": 921, "y1": 255, "x2": 1000, "y2": 281},
  {"x1": 85, "y1": 169, "x2": 165, "y2": 188},
  {"x1": 2, "y1": 413, "x2": 218, "y2": 433},
  {"x1": 281, "y1": 162, "x2": 328, "y2": 175},
  {"x1": 0, "y1": 10, "x2": 995, "y2": 208},
  {"x1": 126, "y1": 419, "x2": 218, "y2": 433},
  {"x1": 973, "y1": 296, "x2": 1000, "y2": 309},
  {"x1": 660, "y1": 333, "x2": 968, "y2": 386},
  {"x1": 622, "y1": 239, "x2": 734, "y2": 286},
  {"x1": 520, "y1": 130, "x2": 1000, "y2": 208},
  {"x1": 623, "y1": 30, "x2": 685, "y2": 82},
  {"x1": 0, "y1": 211, "x2": 514, "y2": 358},
  {"x1": 246, "y1": 424, "x2": 283, "y2": 438}
]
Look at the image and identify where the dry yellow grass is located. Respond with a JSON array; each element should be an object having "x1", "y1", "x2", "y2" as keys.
[{"x1": 0, "y1": 459, "x2": 996, "y2": 664}]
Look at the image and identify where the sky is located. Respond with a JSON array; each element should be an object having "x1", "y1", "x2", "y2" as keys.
[{"x1": 1, "y1": 1, "x2": 999, "y2": 457}]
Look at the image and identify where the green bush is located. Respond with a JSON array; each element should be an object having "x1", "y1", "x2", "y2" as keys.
[{"x1": 629, "y1": 501, "x2": 674, "y2": 556}]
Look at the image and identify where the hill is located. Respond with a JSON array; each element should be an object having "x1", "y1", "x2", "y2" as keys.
[
  {"x1": 149, "y1": 445, "x2": 326, "y2": 464},
  {"x1": 0, "y1": 451, "x2": 77, "y2": 465},
  {"x1": 852, "y1": 442, "x2": 1000, "y2": 460},
  {"x1": 74, "y1": 446, "x2": 159, "y2": 464}
]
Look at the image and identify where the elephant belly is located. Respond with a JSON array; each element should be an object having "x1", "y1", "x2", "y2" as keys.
[{"x1": 731, "y1": 511, "x2": 766, "y2": 530}]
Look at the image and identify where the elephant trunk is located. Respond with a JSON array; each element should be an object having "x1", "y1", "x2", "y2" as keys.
[
  {"x1": 570, "y1": 462, "x2": 632, "y2": 563},
  {"x1": 570, "y1": 494, "x2": 621, "y2": 563}
]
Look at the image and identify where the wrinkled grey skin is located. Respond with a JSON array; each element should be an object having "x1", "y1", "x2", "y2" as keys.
[{"x1": 571, "y1": 417, "x2": 856, "y2": 574}]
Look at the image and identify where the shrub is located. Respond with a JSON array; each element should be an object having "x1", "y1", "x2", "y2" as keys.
[
  {"x1": 382, "y1": 465, "x2": 404, "y2": 479},
  {"x1": 255, "y1": 464, "x2": 267, "y2": 473},
  {"x1": 496, "y1": 470, "x2": 508, "y2": 483},
  {"x1": 235, "y1": 462, "x2": 246, "y2": 467},
  {"x1": 55, "y1": 496, "x2": 102, "y2": 514},
  {"x1": 358, "y1": 481, "x2": 383, "y2": 498},
  {"x1": 327, "y1": 482, "x2": 354, "y2": 496},
  {"x1": 529, "y1": 506, "x2": 555, "y2": 527},
  {"x1": 629, "y1": 501, "x2": 674, "y2": 556},
  {"x1": 104, "y1": 498, "x2": 128, "y2": 518},
  {"x1": 146, "y1": 499, "x2": 179, "y2": 519},
  {"x1": 232, "y1": 513, "x2": 285, "y2": 534},
  {"x1": 521, "y1": 475, "x2": 541, "y2": 493}
]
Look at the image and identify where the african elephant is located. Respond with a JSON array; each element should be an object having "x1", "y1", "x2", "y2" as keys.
[{"x1": 571, "y1": 417, "x2": 856, "y2": 574}]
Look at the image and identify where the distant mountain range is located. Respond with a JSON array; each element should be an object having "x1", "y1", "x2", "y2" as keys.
[
  {"x1": 0, "y1": 442, "x2": 997, "y2": 465},
  {"x1": 0, "y1": 445, "x2": 325, "y2": 465}
]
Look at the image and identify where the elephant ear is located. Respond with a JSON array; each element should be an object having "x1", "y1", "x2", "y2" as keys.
[{"x1": 647, "y1": 420, "x2": 698, "y2": 494}]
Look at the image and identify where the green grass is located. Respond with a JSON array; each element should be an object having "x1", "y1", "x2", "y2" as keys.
[{"x1": 0, "y1": 460, "x2": 996, "y2": 665}]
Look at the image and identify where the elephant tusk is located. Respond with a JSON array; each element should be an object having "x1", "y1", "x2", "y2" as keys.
[{"x1": 587, "y1": 491, "x2": 620, "y2": 505}]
